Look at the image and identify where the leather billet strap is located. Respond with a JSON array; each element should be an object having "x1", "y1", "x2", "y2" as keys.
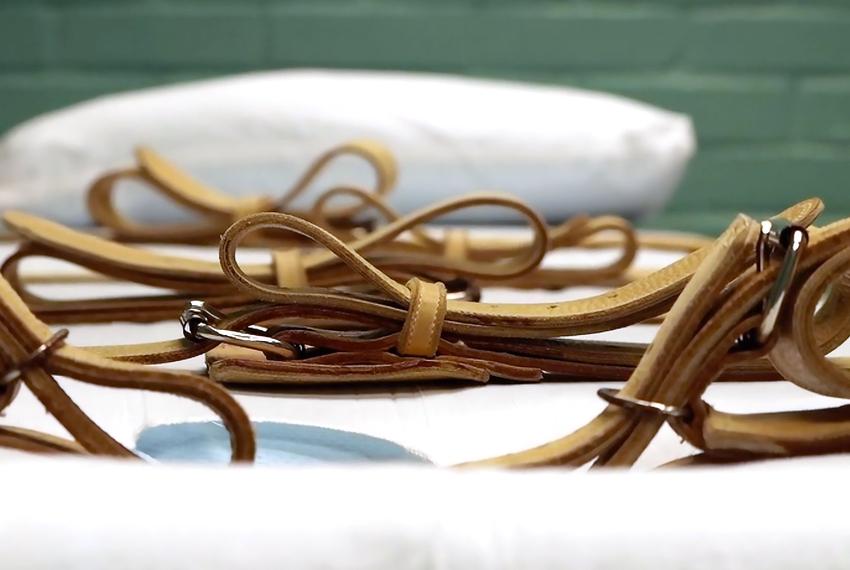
[
  {"x1": 476, "y1": 210, "x2": 850, "y2": 467},
  {"x1": 190, "y1": 201, "x2": 817, "y2": 391},
  {"x1": 2, "y1": 196, "x2": 846, "y2": 467},
  {"x1": 217, "y1": 200, "x2": 821, "y2": 339},
  {"x1": 203, "y1": 197, "x2": 850, "y2": 465},
  {"x1": 2, "y1": 193, "x2": 640, "y2": 324},
  {"x1": 87, "y1": 140, "x2": 398, "y2": 244},
  {"x1": 0, "y1": 275, "x2": 255, "y2": 462}
]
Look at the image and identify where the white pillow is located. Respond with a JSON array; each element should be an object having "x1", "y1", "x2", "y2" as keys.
[{"x1": 0, "y1": 70, "x2": 694, "y2": 226}]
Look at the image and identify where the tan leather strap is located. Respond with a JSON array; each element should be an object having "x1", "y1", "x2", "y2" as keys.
[
  {"x1": 202, "y1": 197, "x2": 850, "y2": 466},
  {"x1": 84, "y1": 198, "x2": 771, "y2": 388},
  {"x1": 6, "y1": 193, "x2": 634, "y2": 324},
  {"x1": 309, "y1": 186, "x2": 641, "y2": 288},
  {"x1": 280, "y1": 139, "x2": 397, "y2": 220},
  {"x1": 0, "y1": 274, "x2": 255, "y2": 462},
  {"x1": 7, "y1": 192, "x2": 849, "y2": 466},
  {"x1": 501, "y1": 214, "x2": 850, "y2": 468},
  {"x1": 217, "y1": 199, "x2": 821, "y2": 339},
  {"x1": 0, "y1": 425, "x2": 86, "y2": 455},
  {"x1": 87, "y1": 140, "x2": 397, "y2": 244}
]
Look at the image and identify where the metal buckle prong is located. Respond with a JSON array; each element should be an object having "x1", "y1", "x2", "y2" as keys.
[
  {"x1": 597, "y1": 388, "x2": 691, "y2": 419},
  {"x1": 180, "y1": 301, "x2": 300, "y2": 360},
  {"x1": 0, "y1": 328, "x2": 69, "y2": 386},
  {"x1": 752, "y1": 218, "x2": 808, "y2": 345}
]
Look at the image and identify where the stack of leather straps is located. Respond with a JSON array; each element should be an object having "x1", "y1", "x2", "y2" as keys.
[{"x1": 2, "y1": 140, "x2": 849, "y2": 469}]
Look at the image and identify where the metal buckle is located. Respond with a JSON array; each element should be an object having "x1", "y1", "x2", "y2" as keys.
[
  {"x1": 180, "y1": 301, "x2": 301, "y2": 360},
  {"x1": 746, "y1": 217, "x2": 809, "y2": 346},
  {"x1": 0, "y1": 328, "x2": 69, "y2": 386},
  {"x1": 597, "y1": 387, "x2": 691, "y2": 419}
]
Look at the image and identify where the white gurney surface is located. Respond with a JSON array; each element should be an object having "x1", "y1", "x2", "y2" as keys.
[{"x1": 1, "y1": 234, "x2": 848, "y2": 569}]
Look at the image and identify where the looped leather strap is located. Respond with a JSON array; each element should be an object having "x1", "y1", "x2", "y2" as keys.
[
  {"x1": 6, "y1": 189, "x2": 843, "y2": 467},
  {"x1": 5, "y1": 191, "x2": 571, "y2": 324},
  {"x1": 0, "y1": 272, "x2": 256, "y2": 462},
  {"x1": 87, "y1": 140, "x2": 397, "y2": 244},
  {"x1": 278, "y1": 138, "x2": 398, "y2": 219},
  {"x1": 397, "y1": 278, "x2": 447, "y2": 357}
]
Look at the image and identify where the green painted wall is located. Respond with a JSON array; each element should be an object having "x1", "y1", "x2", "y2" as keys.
[{"x1": 1, "y1": 0, "x2": 849, "y2": 231}]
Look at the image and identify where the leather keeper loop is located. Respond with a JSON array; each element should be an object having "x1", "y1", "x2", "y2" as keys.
[
  {"x1": 272, "y1": 250, "x2": 309, "y2": 288},
  {"x1": 443, "y1": 229, "x2": 469, "y2": 262},
  {"x1": 397, "y1": 278, "x2": 447, "y2": 357}
]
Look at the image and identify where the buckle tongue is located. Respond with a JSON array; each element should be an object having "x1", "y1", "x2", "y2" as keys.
[
  {"x1": 180, "y1": 301, "x2": 300, "y2": 360},
  {"x1": 740, "y1": 217, "x2": 809, "y2": 348}
]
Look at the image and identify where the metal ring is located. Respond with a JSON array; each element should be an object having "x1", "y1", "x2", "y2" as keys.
[
  {"x1": 597, "y1": 387, "x2": 691, "y2": 419},
  {"x1": 0, "y1": 329, "x2": 69, "y2": 386}
]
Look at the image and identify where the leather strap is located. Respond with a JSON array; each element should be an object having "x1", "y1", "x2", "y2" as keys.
[
  {"x1": 3, "y1": 194, "x2": 641, "y2": 324},
  {"x1": 217, "y1": 200, "x2": 821, "y2": 339},
  {"x1": 87, "y1": 140, "x2": 397, "y2": 244},
  {"x1": 480, "y1": 212, "x2": 850, "y2": 467},
  {"x1": 196, "y1": 197, "x2": 850, "y2": 466},
  {"x1": 0, "y1": 274, "x2": 255, "y2": 462},
  {"x1": 171, "y1": 199, "x2": 821, "y2": 390},
  {"x1": 16, "y1": 165, "x2": 850, "y2": 467}
]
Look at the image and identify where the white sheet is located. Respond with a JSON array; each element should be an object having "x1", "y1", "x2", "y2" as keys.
[{"x1": 4, "y1": 456, "x2": 850, "y2": 570}]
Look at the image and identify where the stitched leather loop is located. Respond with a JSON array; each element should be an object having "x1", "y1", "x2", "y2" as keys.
[
  {"x1": 397, "y1": 278, "x2": 447, "y2": 357},
  {"x1": 3, "y1": 191, "x2": 844, "y2": 466}
]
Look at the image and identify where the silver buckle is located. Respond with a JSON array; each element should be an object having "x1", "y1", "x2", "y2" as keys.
[
  {"x1": 749, "y1": 217, "x2": 808, "y2": 346},
  {"x1": 180, "y1": 301, "x2": 301, "y2": 360},
  {"x1": 597, "y1": 387, "x2": 691, "y2": 419},
  {"x1": 0, "y1": 328, "x2": 69, "y2": 386},
  {"x1": 598, "y1": 217, "x2": 809, "y2": 418}
]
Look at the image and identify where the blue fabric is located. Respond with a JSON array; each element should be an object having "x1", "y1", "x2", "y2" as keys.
[{"x1": 135, "y1": 421, "x2": 431, "y2": 466}]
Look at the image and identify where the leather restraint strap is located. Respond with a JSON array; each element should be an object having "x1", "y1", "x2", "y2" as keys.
[
  {"x1": 187, "y1": 198, "x2": 844, "y2": 389},
  {"x1": 216, "y1": 199, "x2": 821, "y2": 339},
  {"x1": 0, "y1": 275, "x2": 255, "y2": 462},
  {"x1": 470, "y1": 211, "x2": 850, "y2": 467},
  {"x1": 87, "y1": 139, "x2": 397, "y2": 244},
  {"x1": 6, "y1": 198, "x2": 808, "y2": 385},
  {"x1": 8, "y1": 195, "x2": 850, "y2": 466},
  {"x1": 3, "y1": 193, "x2": 638, "y2": 324},
  {"x1": 202, "y1": 198, "x2": 850, "y2": 466}
]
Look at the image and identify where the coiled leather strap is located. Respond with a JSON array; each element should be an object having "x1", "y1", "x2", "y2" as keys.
[
  {"x1": 87, "y1": 140, "x2": 397, "y2": 244},
  {"x1": 3, "y1": 193, "x2": 637, "y2": 323}
]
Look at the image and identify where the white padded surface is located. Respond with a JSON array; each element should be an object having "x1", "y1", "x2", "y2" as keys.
[{"x1": 0, "y1": 70, "x2": 695, "y2": 225}]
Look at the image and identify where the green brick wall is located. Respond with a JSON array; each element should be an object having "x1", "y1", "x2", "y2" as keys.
[{"x1": 1, "y1": 0, "x2": 849, "y2": 231}]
